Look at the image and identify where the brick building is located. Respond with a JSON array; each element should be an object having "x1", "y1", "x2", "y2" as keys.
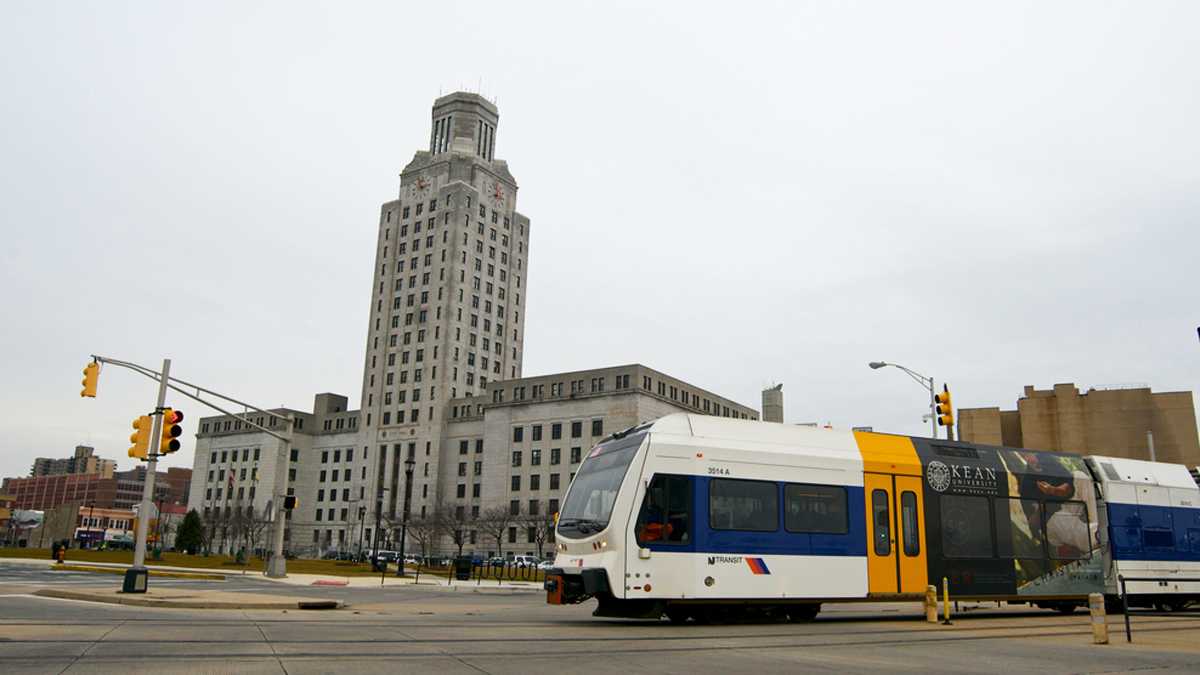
[
  {"x1": 958, "y1": 383, "x2": 1200, "y2": 466},
  {"x1": 2, "y1": 466, "x2": 192, "y2": 511}
]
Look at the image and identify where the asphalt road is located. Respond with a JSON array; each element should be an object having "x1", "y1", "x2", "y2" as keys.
[{"x1": 3, "y1": 570, "x2": 1200, "y2": 674}]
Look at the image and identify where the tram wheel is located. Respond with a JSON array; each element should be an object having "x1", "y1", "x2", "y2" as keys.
[
  {"x1": 788, "y1": 604, "x2": 821, "y2": 622},
  {"x1": 665, "y1": 608, "x2": 691, "y2": 624}
]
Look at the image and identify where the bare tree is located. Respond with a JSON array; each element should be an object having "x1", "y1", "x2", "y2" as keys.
[
  {"x1": 439, "y1": 505, "x2": 476, "y2": 558},
  {"x1": 243, "y1": 507, "x2": 270, "y2": 557},
  {"x1": 406, "y1": 506, "x2": 447, "y2": 561},
  {"x1": 199, "y1": 510, "x2": 219, "y2": 554},
  {"x1": 523, "y1": 508, "x2": 556, "y2": 559},
  {"x1": 479, "y1": 505, "x2": 516, "y2": 560}
]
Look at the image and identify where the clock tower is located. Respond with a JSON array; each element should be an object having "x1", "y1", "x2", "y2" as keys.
[{"x1": 359, "y1": 92, "x2": 530, "y2": 539}]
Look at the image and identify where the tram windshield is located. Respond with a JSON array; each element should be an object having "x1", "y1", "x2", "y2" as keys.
[{"x1": 557, "y1": 432, "x2": 644, "y2": 539}]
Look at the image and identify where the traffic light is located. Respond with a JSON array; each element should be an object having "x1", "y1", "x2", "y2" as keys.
[
  {"x1": 283, "y1": 495, "x2": 298, "y2": 510},
  {"x1": 80, "y1": 362, "x2": 99, "y2": 398},
  {"x1": 128, "y1": 415, "x2": 152, "y2": 460},
  {"x1": 935, "y1": 384, "x2": 954, "y2": 428},
  {"x1": 159, "y1": 408, "x2": 184, "y2": 455}
]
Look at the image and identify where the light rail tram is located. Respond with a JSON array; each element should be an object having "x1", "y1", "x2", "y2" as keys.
[{"x1": 544, "y1": 414, "x2": 1200, "y2": 622}]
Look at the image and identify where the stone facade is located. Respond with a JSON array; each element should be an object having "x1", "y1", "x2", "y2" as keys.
[
  {"x1": 958, "y1": 383, "x2": 1200, "y2": 466},
  {"x1": 189, "y1": 394, "x2": 361, "y2": 555}
]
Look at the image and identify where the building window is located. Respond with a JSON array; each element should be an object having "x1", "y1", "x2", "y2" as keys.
[
  {"x1": 530, "y1": 475, "x2": 541, "y2": 490},
  {"x1": 570, "y1": 447, "x2": 581, "y2": 464},
  {"x1": 551, "y1": 423, "x2": 562, "y2": 440},
  {"x1": 570, "y1": 421, "x2": 582, "y2": 438},
  {"x1": 532, "y1": 425, "x2": 542, "y2": 441},
  {"x1": 531, "y1": 448, "x2": 541, "y2": 466},
  {"x1": 511, "y1": 475, "x2": 521, "y2": 491},
  {"x1": 512, "y1": 427, "x2": 523, "y2": 442},
  {"x1": 511, "y1": 451, "x2": 522, "y2": 467},
  {"x1": 510, "y1": 499, "x2": 520, "y2": 516},
  {"x1": 550, "y1": 474, "x2": 560, "y2": 490},
  {"x1": 591, "y1": 419, "x2": 603, "y2": 437},
  {"x1": 550, "y1": 448, "x2": 561, "y2": 465}
]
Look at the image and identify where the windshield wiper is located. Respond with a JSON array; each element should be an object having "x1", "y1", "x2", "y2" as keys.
[{"x1": 560, "y1": 518, "x2": 605, "y2": 534}]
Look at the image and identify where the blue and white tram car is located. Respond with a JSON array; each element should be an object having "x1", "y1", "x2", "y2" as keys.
[{"x1": 544, "y1": 414, "x2": 1200, "y2": 621}]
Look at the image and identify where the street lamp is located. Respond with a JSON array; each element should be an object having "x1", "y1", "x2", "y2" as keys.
[
  {"x1": 372, "y1": 487, "x2": 388, "y2": 569},
  {"x1": 868, "y1": 361, "x2": 938, "y2": 439},
  {"x1": 397, "y1": 456, "x2": 416, "y2": 577},
  {"x1": 357, "y1": 505, "x2": 367, "y2": 560}
]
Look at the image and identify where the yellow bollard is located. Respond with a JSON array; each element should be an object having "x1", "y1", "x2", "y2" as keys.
[
  {"x1": 1088, "y1": 593, "x2": 1108, "y2": 645},
  {"x1": 941, "y1": 577, "x2": 952, "y2": 625},
  {"x1": 925, "y1": 585, "x2": 938, "y2": 623}
]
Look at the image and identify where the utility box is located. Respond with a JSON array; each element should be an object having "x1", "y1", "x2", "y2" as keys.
[
  {"x1": 453, "y1": 557, "x2": 473, "y2": 581},
  {"x1": 122, "y1": 568, "x2": 148, "y2": 594}
]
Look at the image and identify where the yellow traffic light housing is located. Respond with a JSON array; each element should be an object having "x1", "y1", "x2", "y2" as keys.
[
  {"x1": 129, "y1": 415, "x2": 152, "y2": 460},
  {"x1": 159, "y1": 408, "x2": 184, "y2": 454},
  {"x1": 81, "y1": 362, "x2": 99, "y2": 398},
  {"x1": 935, "y1": 384, "x2": 954, "y2": 428}
]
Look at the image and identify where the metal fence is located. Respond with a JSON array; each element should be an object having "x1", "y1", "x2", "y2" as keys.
[{"x1": 1117, "y1": 575, "x2": 1200, "y2": 642}]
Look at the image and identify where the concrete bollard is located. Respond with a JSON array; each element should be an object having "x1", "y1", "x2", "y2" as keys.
[
  {"x1": 1088, "y1": 593, "x2": 1108, "y2": 645},
  {"x1": 925, "y1": 585, "x2": 938, "y2": 623}
]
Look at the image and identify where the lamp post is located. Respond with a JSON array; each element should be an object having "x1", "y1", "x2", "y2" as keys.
[
  {"x1": 372, "y1": 487, "x2": 388, "y2": 568},
  {"x1": 868, "y1": 361, "x2": 938, "y2": 440},
  {"x1": 397, "y1": 456, "x2": 416, "y2": 577},
  {"x1": 86, "y1": 500, "x2": 96, "y2": 550},
  {"x1": 357, "y1": 505, "x2": 366, "y2": 560}
]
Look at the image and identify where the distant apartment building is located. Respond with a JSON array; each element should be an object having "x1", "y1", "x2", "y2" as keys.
[
  {"x1": 958, "y1": 383, "x2": 1200, "y2": 466},
  {"x1": 31, "y1": 445, "x2": 117, "y2": 478}
]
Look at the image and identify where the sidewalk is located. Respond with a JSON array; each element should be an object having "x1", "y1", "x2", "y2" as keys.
[
  {"x1": 34, "y1": 587, "x2": 341, "y2": 610},
  {"x1": 0, "y1": 556, "x2": 543, "y2": 592}
]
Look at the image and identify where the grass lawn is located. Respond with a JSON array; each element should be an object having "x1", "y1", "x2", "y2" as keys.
[
  {"x1": 0, "y1": 548, "x2": 381, "y2": 576},
  {"x1": 0, "y1": 548, "x2": 547, "y2": 581}
]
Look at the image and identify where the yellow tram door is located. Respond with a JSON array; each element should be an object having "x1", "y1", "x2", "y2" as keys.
[
  {"x1": 864, "y1": 473, "x2": 928, "y2": 596},
  {"x1": 865, "y1": 473, "x2": 899, "y2": 594}
]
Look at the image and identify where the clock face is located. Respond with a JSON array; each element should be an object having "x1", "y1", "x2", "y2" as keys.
[
  {"x1": 415, "y1": 176, "x2": 430, "y2": 191},
  {"x1": 490, "y1": 181, "x2": 504, "y2": 204}
]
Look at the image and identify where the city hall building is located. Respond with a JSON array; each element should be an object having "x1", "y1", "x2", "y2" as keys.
[{"x1": 188, "y1": 93, "x2": 757, "y2": 558}]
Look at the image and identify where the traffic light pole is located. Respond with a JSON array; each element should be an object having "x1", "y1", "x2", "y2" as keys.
[
  {"x1": 928, "y1": 377, "x2": 937, "y2": 440},
  {"x1": 266, "y1": 414, "x2": 292, "y2": 578},
  {"x1": 129, "y1": 359, "x2": 170, "y2": 585}
]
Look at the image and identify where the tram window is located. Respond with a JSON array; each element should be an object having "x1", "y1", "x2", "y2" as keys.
[
  {"x1": 940, "y1": 495, "x2": 993, "y2": 558},
  {"x1": 1046, "y1": 501, "x2": 1090, "y2": 559},
  {"x1": 635, "y1": 474, "x2": 691, "y2": 545},
  {"x1": 995, "y1": 498, "x2": 1045, "y2": 559},
  {"x1": 784, "y1": 484, "x2": 848, "y2": 534},
  {"x1": 871, "y1": 490, "x2": 890, "y2": 555},
  {"x1": 900, "y1": 491, "x2": 919, "y2": 556},
  {"x1": 710, "y1": 479, "x2": 778, "y2": 532}
]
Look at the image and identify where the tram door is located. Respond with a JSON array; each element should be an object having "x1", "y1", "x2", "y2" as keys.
[{"x1": 865, "y1": 473, "x2": 928, "y2": 595}]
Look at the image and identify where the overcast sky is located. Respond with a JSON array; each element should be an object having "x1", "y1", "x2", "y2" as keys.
[{"x1": 1, "y1": 2, "x2": 1197, "y2": 480}]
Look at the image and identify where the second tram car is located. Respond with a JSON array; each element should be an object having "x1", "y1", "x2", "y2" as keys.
[{"x1": 544, "y1": 414, "x2": 1200, "y2": 622}]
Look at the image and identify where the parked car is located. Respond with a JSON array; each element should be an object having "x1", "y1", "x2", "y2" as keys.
[
  {"x1": 487, "y1": 556, "x2": 508, "y2": 566},
  {"x1": 374, "y1": 550, "x2": 398, "y2": 563},
  {"x1": 537, "y1": 560, "x2": 554, "y2": 571},
  {"x1": 512, "y1": 555, "x2": 539, "y2": 568}
]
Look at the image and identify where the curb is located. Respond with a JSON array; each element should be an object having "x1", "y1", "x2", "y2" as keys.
[
  {"x1": 49, "y1": 564, "x2": 226, "y2": 581},
  {"x1": 33, "y1": 588, "x2": 342, "y2": 610}
]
